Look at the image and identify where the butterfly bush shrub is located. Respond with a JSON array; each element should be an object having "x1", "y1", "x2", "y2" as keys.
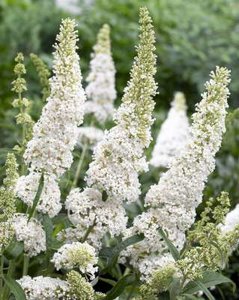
[{"x1": 0, "y1": 7, "x2": 238, "y2": 300}]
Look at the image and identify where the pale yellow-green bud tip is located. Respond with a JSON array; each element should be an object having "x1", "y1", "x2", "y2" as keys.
[{"x1": 94, "y1": 24, "x2": 111, "y2": 55}]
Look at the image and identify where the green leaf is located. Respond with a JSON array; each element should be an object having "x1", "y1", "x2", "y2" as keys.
[
  {"x1": 28, "y1": 173, "x2": 44, "y2": 221},
  {"x1": 52, "y1": 214, "x2": 72, "y2": 236},
  {"x1": 183, "y1": 271, "x2": 236, "y2": 295},
  {"x1": 42, "y1": 214, "x2": 53, "y2": 249},
  {"x1": 50, "y1": 239, "x2": 63, "y2": 251},
  {"x1": 104, "y1": 274, "x2": 136, "y2": 300},
  {"x1": 99, "y1": 234, "x2": 144, "y2": 273},
  {"x1": 209, "y1": 240, "x2": 226, "y2": 266},
  {"x1": 192, "y1": 281, "x2": 215, "y2": 300},
  {"x1": 169, "y1": 277, "x2": 181, "y2": 300},
  {"x1": 99, "y1": 247, "x2": 112, "y2": 260},
  {"x1": 4, "y1": 240, "x2": 24, "y2": 260},
  {"x1": 3, "y1": 275, "x2": 26, "y2": 300},
  {"x1": 99, "y1": 277, "x2": 116, "y2": 286},
  {"x1": 158, "y1": 227, "x2": 180, "y2": 261},
  {"x1": 182, "y1": 294, "x2": 203, "y2": 300}
]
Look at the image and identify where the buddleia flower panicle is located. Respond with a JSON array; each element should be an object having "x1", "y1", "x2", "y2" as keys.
[
  {"x1": 11, "y1": 213, "x2": 46, "y2": 257},
  {"x1": 116, "y1": 7, "x2": 157, "y2": 145},
  {"x1": 12, "y1": 53, "x2": 34, "y2": 153},
  {"x1": 150, "y1": 92, "x2": 190, "y2": 168},
  {"x1": 67, "y1": 271, "x2": 95, "y2": 300},
  {"x1": 122, "y1": 67, "x2": 230, "y2": 279},
  {"x1": 30, "y1": 53, "x2": 51, "y2": 101},
  {"x1": 12, "y1": 52, "x2": 27, "y2": 94},
  {"x1": 64, "y1": 7, "x2": 157, "y2": 250},
  {"x1": 24, "y1": 18, "x2": 86, "y2": 176},
  {"x1": 139, "y1": 265, "x2": 176, "y2": 299},
  {"x1": 61, "y1": 187, "x2": 127, "y2": 251},
  {"x1": 176, "y1": 192, "x2": 237, "y2": 282},
  {"x1": 15, "y1": 19, "x2": 86, "y2": 218},
  {"x1": 0, "y1": 153, "x2": 18, "y2": 250},
  {"x1": 84, "y1": 24, "x2": 117, "y2": 123},
  {"x1": 17, "y1": 276, "x2": 70, "y2": 300},
  {"x1": 51, "y1": 242, "x2": 98, "y2": 280},
  {"x1": 140, "y1": 192, "x2": 234, "y2": 295},
  {"x1": 86, "y1": 7, "x2": 157, "y2": 204}
]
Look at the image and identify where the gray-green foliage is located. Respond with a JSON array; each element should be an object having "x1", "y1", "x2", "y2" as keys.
[
  {"x1": 0, "y1": 0, "x2": 63, "y2": 107},
  {"x1": 1, "y1": 0, "x2": 239, "y2": 147},
  {"x1": 0, "y1": 0, "x2": 64, "y2": 150},
  {"x1": 77, "y1": 0, "x2": 239, "y2": 109}
]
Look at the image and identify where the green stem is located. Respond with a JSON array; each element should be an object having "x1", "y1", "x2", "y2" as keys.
[
  {"x1": 82, "y1": 220, "x2": 96, "y2": 243},
  {"x1": 1, "y1": 260, "x2": 15, "y2": 299},
  {"x1": 123, "y1": 267, "x2": 131, "y2": 276},
  {"x1": 22, "y1": 255, "x2": 29, "y2": 276},
  {"x1": 72, "y1": 141, "x2": 88, "y2": 189},
  {"x1": 0, "y1": 254, "x2": 4, "y2": 292},
  {"x1": 127, "y1": 284, "x2": 136, "y2": 299},
  {"x1": 8, "y1": 260, "x2": 15, "y2": 276},
  {"x1": 18, "y1": 90, "x2": 26, "y2": 175},
  {"x1": 71, "y1": 118, "x2": 95, "y2": 189}
]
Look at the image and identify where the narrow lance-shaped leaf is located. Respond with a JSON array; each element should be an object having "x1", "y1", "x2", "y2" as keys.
[
  {"x1": 104, "y1": 274, "x2": 137, "y2": 300},
  {"x1": 158, "y1": 227, "x2": 180, "y2": 260},
  {"x1": 28, "y1": 173, "x2": 44, "y2": 221},
  {"x1": 183, "y1": 271, "x2": 236, "y2": 294},
  {"x1": 3, "y1": 275, "x2": 26, "y2": 300},
  {"x1": 99, "y1": 234, "x2": 144, "y2": 272}
]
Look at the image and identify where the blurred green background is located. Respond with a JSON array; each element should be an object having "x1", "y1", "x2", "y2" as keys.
[
  {"x1": 0, "y1": 0, "x2": 239, "y2": 297},
  {"x1": 1, "y1": 0, "x2": 239, "y2": 111}
]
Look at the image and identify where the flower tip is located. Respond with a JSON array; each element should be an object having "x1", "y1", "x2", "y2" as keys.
[{"x1": 173, "y1": 92, "x2": 187, "y2": 110}]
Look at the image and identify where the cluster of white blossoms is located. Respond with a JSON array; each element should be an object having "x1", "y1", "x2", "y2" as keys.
[
  {"x1": 61, "y1": 187, "x2": 127, "y2": 250},
  {"x1": 220, "y1": 204, "x2": 239, "y2": 234},
  {"x1": 136, "y1": 253, "x2": 175, "y2": 280},
  {"x1": 64, "y1": 8, "x2": 157, "y2": 251},
  {"x1": 86, "y1": 128, "x2": 148, "y2": 203},
  {"x1": 85, "y1": 7, "x2": 157, "y2": 204},
  {"x1": 11, "y1": 214, "x2": 46, "y2": 257},
  {"x1": 84, "y1": 24, "x2": 116, "y2": 124},
  {"x1": 17, "y1": 276, "x2": 69, "y2": 300},
  {"x1": 15, "y1": 172, "x2": 61, "y2": 218},
  {"x1": 77, "y1": 126, "x2": 104, "y2": 148},
  {"x1": 15, "y1": 19, "x2": 86, "y2": 218},
  {"x1": 24, "y1": 18, "x2": 85, "y2": 175},
  {"x1": 51, "y1": 242, "x2": 98, "y2": 279},
  {"x1": 122, "y1": 67, "x2": 231, "y2": 279},
  {"x1": 150, "y1": 92, "x2": 190, "y2": 168}
]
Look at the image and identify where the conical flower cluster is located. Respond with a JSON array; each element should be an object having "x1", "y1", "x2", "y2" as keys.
[
  {"x1": 51, "y1": 241, "x2": 98, "y2": 279},
  {"x1": 84, "y1": 24, "x2": 117, "y2": 123},
  {"x1": 123, "y1": 67, "x2": 231, "y2": 279},
  {"x1": 86, "y1": 7, "x2": 157, "y2": 203},
  {"x1": 64, "y1": 7, "x2": 157, "y2": 250},
  {"x1": 0, "y1": 153, "x2": 18, "y2": 250},
  {"x1": 15, "y1": 19, "x2": 86, "y2": 218},
  {"x1": 150, "y1": 92, "x2": 190, "y2": 168},
  {"x1": 17, "y1": 276, "x2": 69, "y2": 300}
]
